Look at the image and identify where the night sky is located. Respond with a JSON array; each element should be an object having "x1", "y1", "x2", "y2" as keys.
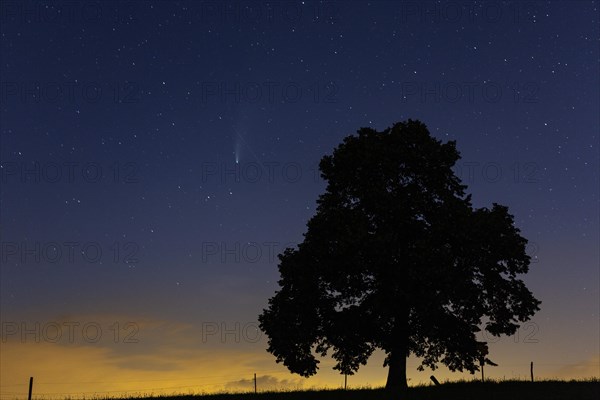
[{"x1": 1, "y1": 0, "x2": 599, "y2": 397}]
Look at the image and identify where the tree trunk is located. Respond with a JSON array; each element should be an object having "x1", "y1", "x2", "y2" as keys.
[
  {"x1": 385, "y1": 350, "x2": 408, "y2": 395},
  {"x1": 386, "y1": 310, "x2": 409, "y2": 398}
]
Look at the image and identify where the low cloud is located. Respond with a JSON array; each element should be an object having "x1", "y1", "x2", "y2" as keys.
[
  {"x1": 554, "y1": 356, "x2": 600, "y2": 379},
  {"x1": 225, "y1": 375, "x2": 304, "y2": 391}
]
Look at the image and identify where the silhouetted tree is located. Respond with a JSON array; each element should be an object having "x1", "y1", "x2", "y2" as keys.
[{"x1": 258, "y1": 120, "x2": 541, "y2": 396}]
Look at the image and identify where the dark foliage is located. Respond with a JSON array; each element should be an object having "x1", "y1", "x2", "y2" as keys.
[{"x1": 259, "y1": 120, "x2": 541, "y2": 392}]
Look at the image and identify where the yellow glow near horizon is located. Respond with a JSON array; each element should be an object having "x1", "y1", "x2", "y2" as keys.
[{"x1": 1, "y1": 315, "x2": 598, "y2": 399}]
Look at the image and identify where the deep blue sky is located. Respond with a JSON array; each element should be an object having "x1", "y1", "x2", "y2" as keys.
[{"x1": 1, "y1": 0, "x2": 598, "y2": 395}]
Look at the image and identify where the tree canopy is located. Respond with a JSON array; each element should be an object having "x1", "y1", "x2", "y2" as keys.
[{"x1": 258, "y1": 120, "x2": 541, "y2": 393}]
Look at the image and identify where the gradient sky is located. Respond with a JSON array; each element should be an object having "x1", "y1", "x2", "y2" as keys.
[{"x1": 1, "y1": 1, "x2": 599, "y2": 398}]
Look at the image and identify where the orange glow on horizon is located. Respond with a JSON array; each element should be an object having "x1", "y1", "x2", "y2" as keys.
[{"x1": 1, "y1": 314, "x2": 598, "y2": 399}]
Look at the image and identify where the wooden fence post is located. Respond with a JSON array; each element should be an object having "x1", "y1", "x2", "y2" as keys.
[
  {"x1": 254, "y1": 373, "x2": 257, "y2": 394},
  {"x1": 28, "y1": 377, "x2": 33, "y2": 400},
  {"x1": 530, "y1": 362, "x2": 534, "y2": 382}
]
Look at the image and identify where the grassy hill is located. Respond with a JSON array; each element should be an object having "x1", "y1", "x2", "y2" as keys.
[{"x1": 118, "y1": 379, "x2": 599, "y2": 400}]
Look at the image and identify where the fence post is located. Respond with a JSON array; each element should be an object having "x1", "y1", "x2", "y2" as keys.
[
  {"x1": 254, "y1": 373, "x2": 257, "y2": 394},
  {"x1": 530, "y1": 362, "x2": 534, "y2": 382},
  {"x1": 28, "y1": 377, "x2": 33, "y2": 400}
]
